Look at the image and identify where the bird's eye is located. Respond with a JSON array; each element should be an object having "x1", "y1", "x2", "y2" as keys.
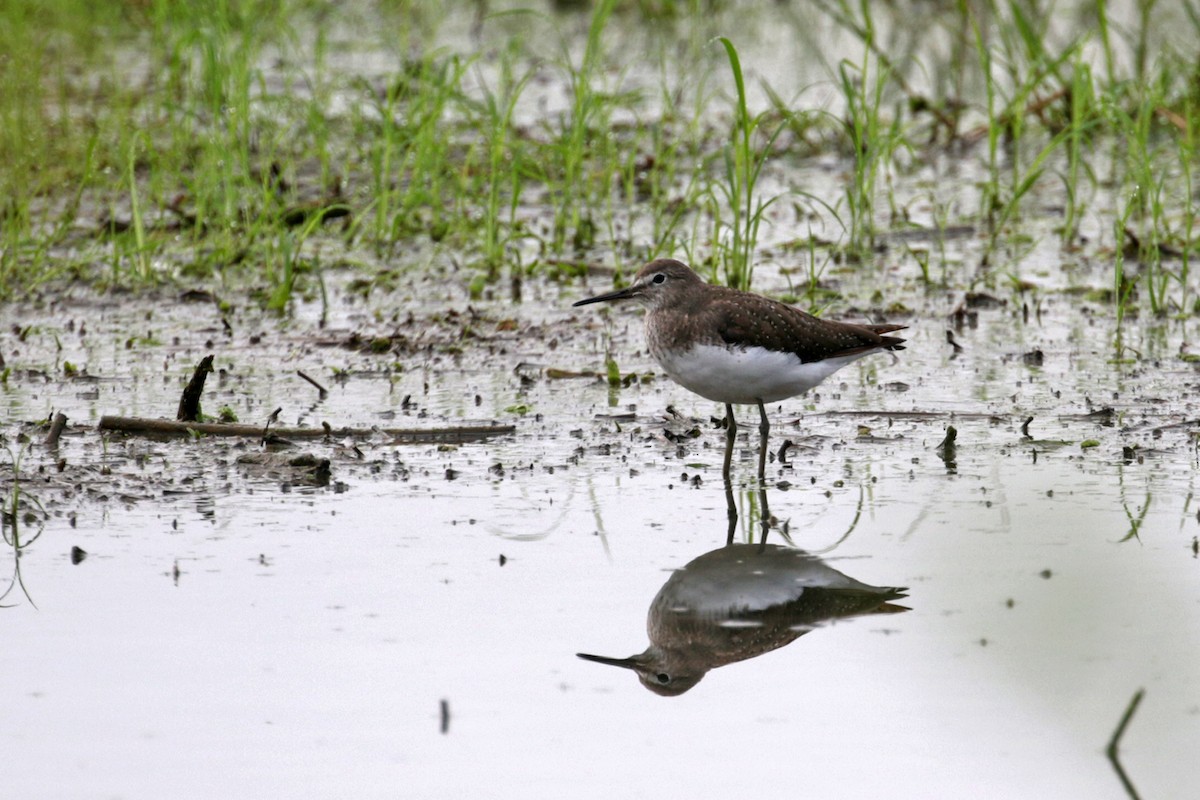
[
  {"x1": 651, "y1": 273, "x2": 667, "y2": 285},
  {"x1": 656, "y1": 673, "x2": 670, "y2": 684}
]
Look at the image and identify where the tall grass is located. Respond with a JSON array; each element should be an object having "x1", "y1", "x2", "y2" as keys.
[
  {"x1": 1178, "y1": 126, "x2": 1195, "y2": 314},
  {"x1": 709, "y1": 37, "x2": 786, "y2": 290},
  {"x1": 825, "y1": 0, "x2": 910, "y2": 261},
  {"x1": 837, "y1": 55, "x2": 897, "y2": 260},
  {"x1": 358, "y1": 53, "x2": 472, "y2": 253},
  {"x1": 1, "y1": 0, "x2": 1199, "y2": 322},
  {"x1": 397, "y1": 55, "x2": 469, "y2": 242},
  {"x1": 468, "y1": 41, "x2": 537, "y2": 280},
  {"x1": 1060, "y1": 58, "x2": 1096, "y2": 246},
  {"x1": 551, "y1": 0, "x2": 619, "y2": 256}
]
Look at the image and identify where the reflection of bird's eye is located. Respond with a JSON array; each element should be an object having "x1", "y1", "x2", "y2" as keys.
[
  {"x1": 656, "y1": 673, "x2": 670, "y2": 684},
  {"x1": 652, "y1": 273, "x2": 666, "y2": 285}
]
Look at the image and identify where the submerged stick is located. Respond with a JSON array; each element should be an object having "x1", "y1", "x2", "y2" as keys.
[
  {"x1": 1106, "y1": 688, "x2": 1145, "y2": 800},
  {"x1": 98, "y1": 415, "x2": 514, "y2": 443},
  {"x1": 177, "y1": 354, "x2": 215, "y2": 422}
]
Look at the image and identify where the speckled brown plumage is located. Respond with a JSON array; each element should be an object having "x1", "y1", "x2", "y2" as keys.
[{"x1": 634, "y1": 259, "x2": 906, "y2": 362}]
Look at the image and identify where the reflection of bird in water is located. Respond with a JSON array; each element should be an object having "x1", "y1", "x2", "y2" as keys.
[{"x1": 578, "y1": 544, "x2": 908, "y2": 696}]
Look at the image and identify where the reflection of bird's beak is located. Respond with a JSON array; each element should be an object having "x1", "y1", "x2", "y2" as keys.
[
  {"x1": 573, "y1": 285, "x2": 640, "y2": 307},
  {"x1": 576, "y1": 652, "x2": 640, "y2": 670}
]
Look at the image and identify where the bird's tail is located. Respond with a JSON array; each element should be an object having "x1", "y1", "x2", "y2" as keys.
[{"x1": 867, "y1": 323, "x2": 907, "y2": 352}]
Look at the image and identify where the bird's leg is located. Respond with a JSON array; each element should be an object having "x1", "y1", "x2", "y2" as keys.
[
  {"x1": 722, "y1": 403, "x2": 737, "y2": 484},
  {"x1": 756, "y1": 400, "x2": 770, "y2": 488},
  {"x1": 723, "y1": 403, "x2": 739, "y2": 541},
  {"x1": 723, "y1": 465, "x2": 737, "y2": 546},
  {"x1": 756, "y1": 400, "x2": 772, "y2": 542},
  {"x1": 756, "y1": 483, "x2": 772, "y2": 547}
]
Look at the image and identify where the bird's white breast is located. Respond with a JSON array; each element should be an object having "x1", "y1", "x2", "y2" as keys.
[{"x1": 653, "y1": 343, "x2": 872, "y2": 405}]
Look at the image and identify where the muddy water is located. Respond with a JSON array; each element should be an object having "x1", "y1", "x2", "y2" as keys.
[{"x1": 2, "y1": 248, "x2": 1198, "y2": 799}]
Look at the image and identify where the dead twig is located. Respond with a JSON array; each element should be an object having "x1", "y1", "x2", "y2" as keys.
[
  {"x1": 297, "y1": 370, "x2": 329, "y2": 398},
  {"x1": 262, "y1": 407, "x2": 282, "y2": 445}
]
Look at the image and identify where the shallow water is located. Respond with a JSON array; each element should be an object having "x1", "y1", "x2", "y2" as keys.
[{"x1": 3, "y1": 252, "x2": 1199, "y2": 799}]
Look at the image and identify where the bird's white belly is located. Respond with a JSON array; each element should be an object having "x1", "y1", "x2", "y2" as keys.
[{"x1": 654, "y1": 343, "x2": 871, "y2": 405}]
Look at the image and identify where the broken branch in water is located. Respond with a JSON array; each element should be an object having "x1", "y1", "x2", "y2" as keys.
[
  {"x1": 177, "y1": 354, "x2": 215, "y2": 422},
  {"x1": 97, "y1": 415, "x2": 514, "y2": 444},
  {"x1": 43, "y1": 411, "x2": 68, "y2": 448}
]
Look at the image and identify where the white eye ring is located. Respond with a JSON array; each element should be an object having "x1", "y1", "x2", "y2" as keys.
[{"x1": 651, "y1": 273, "x2": 667, "y2": 285}]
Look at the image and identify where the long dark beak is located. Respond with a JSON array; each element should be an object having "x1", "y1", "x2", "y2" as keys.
[
  {"x1": 576, "y1": 652, "x2": 640, "y2": 669},
  {"x1": 573, "y1": 285, "x2": 639, "y2": 307}
]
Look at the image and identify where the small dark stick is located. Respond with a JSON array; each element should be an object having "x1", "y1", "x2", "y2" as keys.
[
  {"x1": 44, "y1": 411, "x2": 68, "y2": 448},
  {"x1": 297, "y1": 370, "x2": 329, "y2": 398},
  {"x1": 440, "y1": 699, "x2": 451, "y2": 734},
  {"x1": 177, "y1": 355, "x2": 215, "y2": 422}
]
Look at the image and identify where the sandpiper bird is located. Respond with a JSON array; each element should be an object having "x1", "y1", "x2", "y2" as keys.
[{"x1": 574, "y1": 258, "x2": 907, "y2": 481}]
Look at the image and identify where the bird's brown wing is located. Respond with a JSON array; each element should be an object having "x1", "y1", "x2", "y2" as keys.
[{"x1": 714, "y1": 300, "x2": 906, "y2": 364}]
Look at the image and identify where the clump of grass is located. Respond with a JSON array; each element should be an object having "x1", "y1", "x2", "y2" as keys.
[
  {"x1": 1177, "y1": 124, "x2": 1195, "y2": 313},
  {"x1": 466, "y1": 38, "x2": 537, "y2": 281},
  {"x1": 356, "y1": 52, "x2": 471, "y2": 253},
  {"x1": 824, "y1": 0, "x2": 910, "y2": 261},
  {"x1": 551, "y1": 0, "x2": 619, "y2": 257},
  {"x1": 836, "y1": 54, "x2": 897, "y2": 260},
  {"x1": 707, "y1": 37, "x2": 787, "y2": 291},
  {"x1": 1060, "y1": 57, "x2": 1098, "y2": 246}
]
